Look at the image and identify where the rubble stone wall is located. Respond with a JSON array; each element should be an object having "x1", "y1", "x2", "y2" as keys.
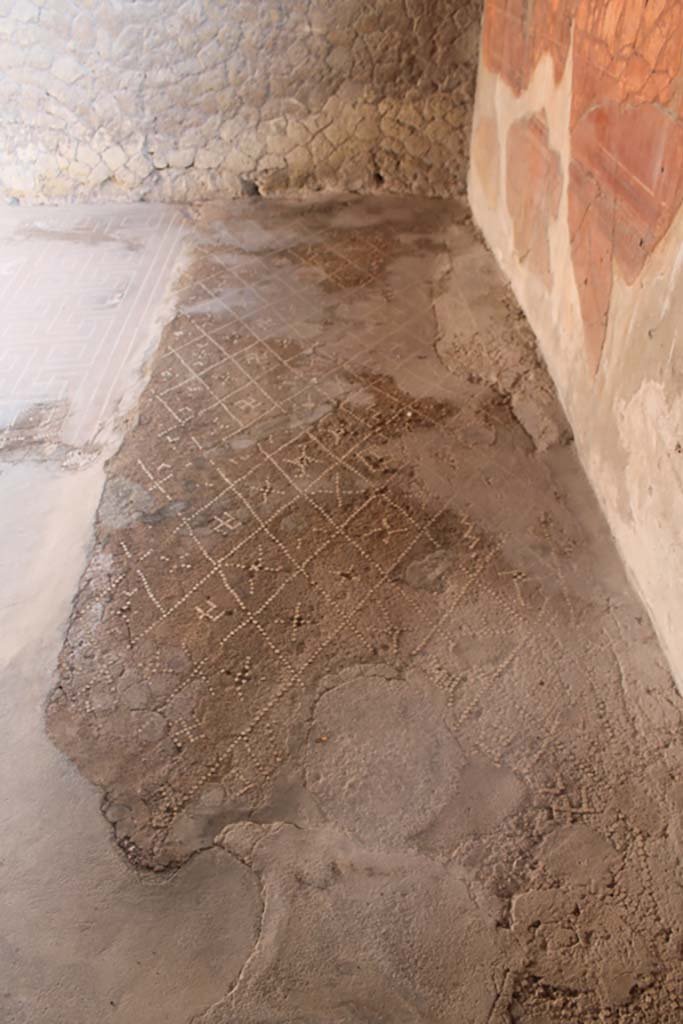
[{"x1": 1, "y1": 0, "x2": 481, "y2": 203}]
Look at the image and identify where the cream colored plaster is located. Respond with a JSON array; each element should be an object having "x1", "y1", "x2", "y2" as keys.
[
  {"x1": 469, "y1": 32, "x2": 683, "y2": 691},
  {"x1": 597, "y1": 203, "x2": 683, "y2": 683},
  {"x1": 472, "y1": 51, "x2": 582, "y2": 360}
]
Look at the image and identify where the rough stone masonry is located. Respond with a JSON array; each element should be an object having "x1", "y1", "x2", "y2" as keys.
[{"x1": 0, "y1": 0, "x2": 481, "y2": 204}]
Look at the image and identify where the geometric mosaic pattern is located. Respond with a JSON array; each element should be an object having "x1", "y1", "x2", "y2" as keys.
[
  {"x1": 46, "y1": 197, "x2": 683, "y2": 1022},
  {"x1": 48, "y1": 202, "x2": 471, "y2": 862}
]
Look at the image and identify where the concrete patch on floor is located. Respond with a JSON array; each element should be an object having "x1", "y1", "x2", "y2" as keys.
[
  {"x1": 210, "y1": 818, "x2": 514, "y2": 1024},
  {"x1": 4, "y1": 196, "x2": 683, "y2": 1023}
]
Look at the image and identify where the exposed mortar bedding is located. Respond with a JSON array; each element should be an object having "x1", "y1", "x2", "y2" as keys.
[
  {"x1": 1, "y1": 0, "x2": 481, "y2": 204},
  {"x1": 46, "y1": 196, "x2": 683, "y2": 1023},
  {"x1": 0, "y1": 401, "x2": 102, "y2": 468}
]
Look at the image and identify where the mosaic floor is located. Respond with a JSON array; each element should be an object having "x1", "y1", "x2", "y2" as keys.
[
  {"x1": 15, "y1": 196, "x2": 683, "y2": 1023},
  {"x1": 0, "y1": 203, "x2": 185, "y2": 447}
]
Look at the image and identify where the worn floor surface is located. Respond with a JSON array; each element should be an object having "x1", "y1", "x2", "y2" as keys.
[{"x1": 3, "y1": 196, "x2": 683, "y2": 1024}]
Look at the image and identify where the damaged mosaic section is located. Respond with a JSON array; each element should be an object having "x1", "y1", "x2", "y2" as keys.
[{"x1": 46, "y1": 197, "x2": 683, "y2": 1023}]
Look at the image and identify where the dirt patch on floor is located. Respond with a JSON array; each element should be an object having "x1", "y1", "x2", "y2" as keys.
[{"x1": 46, "y1": 197, "x2": 683, "y2": 1023}]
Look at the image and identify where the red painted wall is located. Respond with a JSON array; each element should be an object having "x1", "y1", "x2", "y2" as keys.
[{"x1": 482, "y1": 0, "x2": 683, "y2": 370}]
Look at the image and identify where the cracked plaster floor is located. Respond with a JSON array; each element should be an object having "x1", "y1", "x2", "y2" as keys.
[{"x1": 2, "y1": 195, "x2": 683, "y2": 1024}]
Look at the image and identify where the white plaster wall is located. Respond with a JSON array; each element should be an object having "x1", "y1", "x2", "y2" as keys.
[{"x1": 0, "y1": 0, "x2": 481, "y2": 204}]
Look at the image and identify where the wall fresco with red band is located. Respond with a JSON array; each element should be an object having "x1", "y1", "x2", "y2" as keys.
[{"x1": 483, "y1": 0, "x2": 683, "y2": 369}]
